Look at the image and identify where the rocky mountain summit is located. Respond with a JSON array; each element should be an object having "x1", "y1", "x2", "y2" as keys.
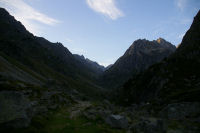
[{"x1": 101, "y1": 38, "x2": 176, "y2": 89}]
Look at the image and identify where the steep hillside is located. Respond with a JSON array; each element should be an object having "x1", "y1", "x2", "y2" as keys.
[
  {"x1": 0, "y1": 8, "x2": 104, "y2": 97},
  {"x1": 101, "y1": 38, "x2": 176, "y2": 89},
  {"x1": 120, "y1": 10, "x2": 200, "y2": 105}
]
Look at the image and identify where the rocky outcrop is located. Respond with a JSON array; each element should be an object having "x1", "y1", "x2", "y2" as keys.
[{"x1": 105, "y1": 114, "x2": 129, "y2": 129}]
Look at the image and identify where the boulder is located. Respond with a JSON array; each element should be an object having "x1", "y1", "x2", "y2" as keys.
[
  {"x1": 0, "y1": 91, "x2": 32, "y2": 128},
  {"x1": 105, "y1": 114, "x2": 128, "y2": 129},
  {"x1": 83, "y1": 108, "x2": 98, "y2": 120},
  {"x1": 129, "y1": 118, "x2": 166, "y2": 133}
]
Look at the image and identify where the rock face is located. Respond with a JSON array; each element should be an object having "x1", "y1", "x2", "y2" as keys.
[
  {"x1": 120, "y1": 10, "x2": 200, "y2": 104},
  {"x1": 101, "y1": 38, "x2": 176, "y2": 89},
  {"x1": 105, "y1": 114, "x2": 129, "y2": 129}
]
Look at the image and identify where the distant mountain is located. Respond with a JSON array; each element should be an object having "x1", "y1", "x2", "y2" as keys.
[
  {"x1": 101, "y1": 38, "x2": 176, "y2": 89},
  {"x1": 120, "y1": 10, "x2": 200, "y2": 105},
  {"x1": 0, "y1": 8, "x2": 103, "y2": 97},
  {"x1": 73, "y1": 54, "x2": 105, "y2": 74},
  {"x1": 105, "y1": 64, "x2": 113, "y2": 71}
]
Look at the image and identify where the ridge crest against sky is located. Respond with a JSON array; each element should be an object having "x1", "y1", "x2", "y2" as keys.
[
  {"x1": 0, "y1": 0, "x2": 199, "y2": 66},
  {"x1": 0, "y1": 0, "x2": 60, "y2": 35}
]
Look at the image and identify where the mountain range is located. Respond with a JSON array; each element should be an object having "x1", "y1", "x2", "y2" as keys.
[
  {"x1": 0, "y1": 7, "x2": 200, "y2": 132},
  {"x1": 0, "y1": 6, "x2": 199, "y2": 105},
  {"x1": 0, "y1": 7, "x2": 177, "y2": 95}
]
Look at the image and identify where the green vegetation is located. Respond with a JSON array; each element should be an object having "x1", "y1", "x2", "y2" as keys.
[{"x1": 6, "y1": 108, "x2": 125, "y2": 133}]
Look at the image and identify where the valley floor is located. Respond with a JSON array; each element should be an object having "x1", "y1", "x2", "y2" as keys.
[
  {"x1": 1, "y1": 101, "x2": 125, "y2": 133},
  {"x1": 1, "y1": 97, "x2": 200, "y2": 133}
]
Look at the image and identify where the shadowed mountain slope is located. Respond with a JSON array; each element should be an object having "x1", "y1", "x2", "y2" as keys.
[
  {"x1": 120, "y1": 10, "x2": 200, "y2": 105},
  {"x1": 101, "y1": 38, "x2": 176, "y2": 89},
  {"x1": 0, "y1": 8, "x2": 105, "y2": 97},
  {"x1": 73, "y1": 54, "x2": 105, "y2": 75}
]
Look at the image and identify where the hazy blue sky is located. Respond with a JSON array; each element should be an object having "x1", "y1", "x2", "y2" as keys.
[{"x1": 0, "y1": 0, "x2": 199, "y2": 66}]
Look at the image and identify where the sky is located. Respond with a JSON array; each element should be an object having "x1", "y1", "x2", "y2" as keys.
[{"x1": 0, "y1": 0, "x2": 199, "y2": 66}]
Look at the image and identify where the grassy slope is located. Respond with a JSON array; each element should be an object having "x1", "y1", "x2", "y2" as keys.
[
  {"x1": 4, "y1": 108, "x2": 125, "y2": 133},
  {"x1": 0, "y1": 51, "x2": 105, "y2": 100}
]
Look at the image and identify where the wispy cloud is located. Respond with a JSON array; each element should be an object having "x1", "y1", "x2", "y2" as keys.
[
  {"x1": 86, "y1": 0, "x2": 124, "y2": 20},
  {"x1": 175, "y1": 0, "x2": 187, "y2": 11},
  {"x1": 0, "y1": 0, "x2": 60, "y2": 35}
]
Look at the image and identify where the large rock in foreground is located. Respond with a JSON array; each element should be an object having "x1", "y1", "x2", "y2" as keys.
[
  {"x1": 0, "y1": 91, "x2": 31, "y2": 128},
  {"x1": 105, "y1": 114, "x2": 129, "y2": 129}
]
